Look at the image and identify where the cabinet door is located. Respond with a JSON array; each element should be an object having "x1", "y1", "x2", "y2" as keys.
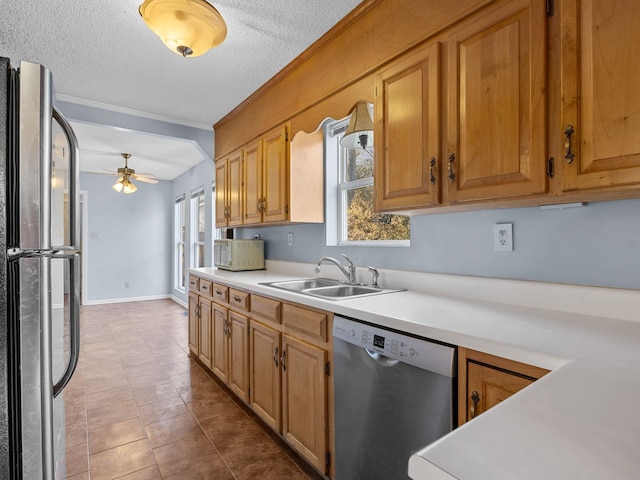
[
  {"x1": 447, "y1": 0, "x2": 547, "y2": 203},
  {"x1": 188, "y1": 292, "x2": 199, "y2": 356},
  {"x1": 243, "y1": 139, "x2": 263, "y2": 225},
  {"x1": 198, "y1": 298, "x2": 212, "y2": 368},
  {"x1": 262, "y1": 126, "x2": 289, "y2": 223},
  {"x1": 211, "y1": 303, "x2": 228, "y2": 383},
  {"x1": 375, "y1": 42, "x2": 441, "y2": 211},
  {"x1": 560, "y1": 0, "x2": 640, "y2": 191},
  {"x1": 227, "y1": 149, "x2": 244, "y2": 226},
  {"x1": 214, "y1": 158, "x2": 228, "y2": 227},
  {"x1": 228, "y1": 312, "x2": 250, "y2": 403},
  {"x1": 465, "y1": 361, "x2": 534, "y2": 421},
  {"x1": 281, "y1": 335, "x2": 328, "y2": 473},
  {"x1": 250, "y1": 320, "x2": 281, "y2": 432}
]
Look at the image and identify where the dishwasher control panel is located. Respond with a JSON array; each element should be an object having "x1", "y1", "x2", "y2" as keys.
[{"x1": 333, "y1": 315, "x2": 455, "y2": 376}]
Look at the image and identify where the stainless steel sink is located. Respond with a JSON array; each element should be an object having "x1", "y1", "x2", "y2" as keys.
[
  {"x1": 260, "y1": 279, "x2": 404, "y2": 300},
  {"x1": 264, "y1": 278, "x2": 341, "y2": 291}
]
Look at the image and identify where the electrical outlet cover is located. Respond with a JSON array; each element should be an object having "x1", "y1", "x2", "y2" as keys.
[{"x1": 493, "y1": 223, "x2": 513, "y2": 252}]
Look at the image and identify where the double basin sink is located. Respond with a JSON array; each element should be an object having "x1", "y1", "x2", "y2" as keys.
[{"x1": 260, "y1": 278, "x2": 404, "y2": 301}]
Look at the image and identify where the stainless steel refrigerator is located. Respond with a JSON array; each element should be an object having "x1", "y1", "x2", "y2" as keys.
[{"x1": 1, "y1": 58, "x2": 81, "y2": 479}]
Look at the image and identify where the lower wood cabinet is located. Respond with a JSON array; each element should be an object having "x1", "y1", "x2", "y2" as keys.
[
  {"x1": 228, "y1": 311, "x2": 250, "y2": 402},
  {"x1": 211, "y1": 302, "x2": 250, "y2": 403},
  {"x1": 198, "y1": 298, "x2": 212, "y2": 368},
  {"x1": 281, "y1": 333, "x2": 328, "y2": 473},
  {"x1": 249, "y1": 320, "x2": 330, "y2": 474},
  {"x1": 188, "y1": 291, "x2": 199, "y2": 356},
  {"x1": 458, "y1": 347, "x2": 549, "y2": 425},
  {"x1": 250, "y1": 320, "x2": 281, "y2": 431},
  {"x1": 211, "y1": 302, "x2": 229, "y2": 383}
]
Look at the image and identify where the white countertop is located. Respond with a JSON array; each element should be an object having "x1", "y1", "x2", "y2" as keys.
[{"x1": 189, "y1": 261, "x2": 640, "y2": 479}]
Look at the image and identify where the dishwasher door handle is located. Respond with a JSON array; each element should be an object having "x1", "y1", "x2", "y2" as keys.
[{"x1": 364, "y1": 348, "x2": 400, "y2": 367}]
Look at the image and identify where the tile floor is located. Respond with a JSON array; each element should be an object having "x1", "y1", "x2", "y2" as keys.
[{"x1": 60, "y1": 299, "x2": 323, "y2": 480}]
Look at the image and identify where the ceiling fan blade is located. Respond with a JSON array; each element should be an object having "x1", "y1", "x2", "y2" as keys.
[{"x1": 133, "y1": 175, "x2": 159, "y2": 184}]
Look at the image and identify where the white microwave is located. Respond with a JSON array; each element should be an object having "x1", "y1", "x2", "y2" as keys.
[{"x1": 214, "y1": 239, "x2": 265, "y2": 271}]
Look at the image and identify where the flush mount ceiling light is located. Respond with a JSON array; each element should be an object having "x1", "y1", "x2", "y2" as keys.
[
  {"x1": 139, "y1": 0, "x2": 227, "y2": 57},
  {"x1": 340, "y1": 102, "x2": 374, "y2": 151}
]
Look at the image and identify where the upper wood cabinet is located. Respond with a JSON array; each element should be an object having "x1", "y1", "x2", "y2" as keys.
[
  {"x1": 243, "y1": 126, "x2": 289, "y2": 225},
  {"x1": 216, "y1": 123, "x2": 323, "y2": 228},
  {"x1": 374, "y1": 42, "x2": 441, "y2": 211},
  {"x1": 560, "y1": 0, "x2": 640, "y2": 192},
  {"x1": 446, "y1": 0, "x2": 548, "y2": 204},
  {"x1": 374, "y1": 0, "x2": 548, "y2": 212},
  {"x1": 215, "y1": 149, "x2": 243, "y2": 227}
]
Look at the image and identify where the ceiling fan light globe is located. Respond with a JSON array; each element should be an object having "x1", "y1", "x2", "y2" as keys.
[
  {"x1": 123, "y1": 181, "x2": 138, "y2": 194},
  {"x1": 113, "y1": 180, "x2": 124, "y2": 192}
]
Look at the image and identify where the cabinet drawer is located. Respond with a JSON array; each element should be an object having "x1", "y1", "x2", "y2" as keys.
[
  {"x1": 283, "y1": 304, "x2": 327, "y2": 342},
  {"x1": 251, "y1": 294, "x2": 281, "y2": 325},
  {"x1": 211, "y1": 283, "x2": 229, "y2": 302},
  {"x1": 199, "y1": 279, "x2": 213, "y2": 297},
  {"x1": 188, "y1": 276, "x2": 200, "y2": 292},
  {"x1": 229, "y1": 288, "x2": 250, "y2": 311}
]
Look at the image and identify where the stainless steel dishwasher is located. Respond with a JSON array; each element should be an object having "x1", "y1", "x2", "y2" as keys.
[{"x1": 333, "y1": 315, "x2": 456, "y2": 480}]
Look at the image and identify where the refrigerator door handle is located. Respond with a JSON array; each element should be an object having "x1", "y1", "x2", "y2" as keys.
[
  {"x1": 52, "y1": 106, "x2": 80, "y2": 249},
  {"x1": 53, "y1": 252, "x2": 80, "y2": 397},
  {"x1": 50, "y1": 107, "x2": 81, "y2": 398}
]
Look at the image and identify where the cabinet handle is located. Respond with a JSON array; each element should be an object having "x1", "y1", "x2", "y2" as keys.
[
  {"x1": 447, "y1": 153, "x2": 456, "y2": 182},
  {"x1": 273, "y1": 347, "x2": 279, "y2": 367},
  {"x1": 233, "y1": 296, "x2": 241, "y2": 303},
  {"x1": 262, "y1": 198, "x2": 267, "y2": 211},
  {"x1": 215, "y1": 289, "x2": 222, "y2": 296},
  {"x1": 280, "y1": 350, "x2": 287, "y2": 371},
  {"x1": 257, "y1": 199, "x2": 263, "y2": 212},
  {"x1": 429, "y1": 157, "x2": 436, "y2": 185},
  {"x1": 224, "y1": 320, "x2": 230, "y2": 336},
  {"x1": 564, "y1": 125, "x2": 575, "y2": 164},
  {"x1": 470, "y1": 390, "x2": 480, "y2": 419}
]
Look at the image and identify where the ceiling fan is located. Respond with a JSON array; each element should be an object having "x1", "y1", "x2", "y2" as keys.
[{"x1": 109, "y1": 153, "x2": 158, "y2": 194}]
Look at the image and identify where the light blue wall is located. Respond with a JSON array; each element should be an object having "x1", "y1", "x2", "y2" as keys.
[
  {"x1": 59, "y1": 102, "x2": 215, "y2": 303},
  {"x1": 241, "y1": 198, "x2": 640, "y2": 290},
  {"x1": 80, "y1": 172, "x2": 173, "y2": 302},
  {"x1": 172, "y1": 160, "x2": 215, "y2": 304}
]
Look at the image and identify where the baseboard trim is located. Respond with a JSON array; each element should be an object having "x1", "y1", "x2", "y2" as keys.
[
  {"x1": 83, "y1": 294, "x2": 172, "y2": 306},
  {"x1": 171, "y1": 295, "x2": 187, "y2": 308}
]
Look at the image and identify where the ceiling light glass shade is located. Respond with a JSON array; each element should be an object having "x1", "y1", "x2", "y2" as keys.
[
  {"x1": 139, "y1": 0, "x2": 227, "y2": 57},
  {"x1": 123, "y1": 181, "x2": 138, "y2": 194},
  {"x1": 340, "y1": 102, "x2": 374, "y2": 150},
  {"x1": 113, "y1": 178, "x2": 124, "y2": 192}
]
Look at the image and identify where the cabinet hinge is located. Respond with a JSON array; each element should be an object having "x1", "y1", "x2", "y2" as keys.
[
  {"x1": 325, "y1": 362, "x2": 330, "y2": 376},
  {"x1": 285, "y1": 204, "x2": 289, "y2": 214},
  {"x1": 546, "y1": 0, "x2": 554, "y2": 17},
  {"x1": 325, "y1": 451, "x2": 331, "y2": 466},
  {"x1": 547, "y1": 157, "x2": 554, "y2": 178},
  {"x1": 285, "y1": 130, "x2": 289, "y2": 142}
]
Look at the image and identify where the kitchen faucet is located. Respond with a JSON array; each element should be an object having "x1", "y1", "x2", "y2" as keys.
[{"x1": 315, "y1": 254, "x2": 357, "y2": 284}]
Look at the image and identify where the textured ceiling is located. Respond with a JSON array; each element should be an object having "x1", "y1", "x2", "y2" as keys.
[{"x1": 2, "y1": 0, "x2": 363, "y2": 178}]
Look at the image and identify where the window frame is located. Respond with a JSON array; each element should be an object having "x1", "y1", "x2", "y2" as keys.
[
  {"x1": 190, "y1": 187, "x2": 205, "y2": 268},
  {"x1": 325, "y1": 118, "x2": 410, "y2": 247},
  {"x1": 174, "y1": 194, "x2": 186, "y2": 292}
]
